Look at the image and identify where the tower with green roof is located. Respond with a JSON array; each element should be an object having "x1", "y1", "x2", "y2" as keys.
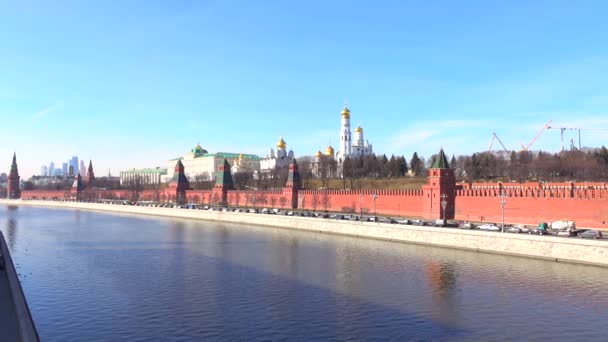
[
  {"x1": 422, "y1": 148, "x2": 455, "y2": 220},
  {"x1": 212, "y1": 159, "x2": 233, "y2": 205},
  {"x1": 168, "y1": 160, "x2": 190, "y2": 204}
]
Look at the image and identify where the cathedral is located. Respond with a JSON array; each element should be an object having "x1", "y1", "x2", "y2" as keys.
[{"x1": 259, "y1": 137, "x2": 295, "y2": 177}]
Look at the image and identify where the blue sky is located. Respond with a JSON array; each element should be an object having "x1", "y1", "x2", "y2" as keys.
[{"x1": 2, "y1": 0, "x2": 608, "y2": 177}]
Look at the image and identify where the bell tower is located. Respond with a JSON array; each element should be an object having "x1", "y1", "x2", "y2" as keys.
[
  {"x1": 422, "y1": 148, "x2": 455, "y2": 219},
  {"x1": 339, "y1": 105, "x2": 352, "y2": 157}
]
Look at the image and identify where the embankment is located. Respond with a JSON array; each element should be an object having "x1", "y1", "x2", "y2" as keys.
[{"x1": 2, "y1": 199, "x2": 607, "y2": 267}]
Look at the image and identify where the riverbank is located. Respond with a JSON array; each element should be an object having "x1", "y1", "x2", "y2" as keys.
[
  {"x1": 0, "y1": 231, "x2": 40, "y2": 342},
  {"x1": 2, "y1": 199, "x2": 607, "y2": 267}
]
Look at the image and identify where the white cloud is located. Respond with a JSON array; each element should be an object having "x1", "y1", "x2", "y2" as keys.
[{"x1": 32, "y1": 102, "x2": 63, "y2": 121}]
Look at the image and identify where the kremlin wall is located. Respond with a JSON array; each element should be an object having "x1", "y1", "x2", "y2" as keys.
[{"x1": 13, "y1": 149, "x2": 608, "y2": 230}]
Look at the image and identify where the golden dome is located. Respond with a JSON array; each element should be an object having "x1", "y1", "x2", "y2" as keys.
[
  {"x1": 325, "y1": 145, "x2": 335, "y2": 156},
  {"x1": 341, "y1": 106, "x2": 350, "y2": 119},
  {"x1": 315, "y1": 150, "x2": 323, "y2": 157},
  {"x1": 238, "y1": 154, "x2": 244, "y2": 159},
  {"x1": 354, "y1": 126, "x2": 363, "y2": 133},
  {"x1": 276, "y1": 137, "x2": 287, "y2": 149}
]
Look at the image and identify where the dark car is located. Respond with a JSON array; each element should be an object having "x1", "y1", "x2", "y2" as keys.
[{"x1": 578, "y1": 230, "x2": 603, "y2": 239}]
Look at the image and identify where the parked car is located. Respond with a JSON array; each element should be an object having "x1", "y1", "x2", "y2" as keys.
[
  {"x1": 578, "y1": 230, "x2": 603, "y2": 239},
  {"x1": 434, "y1": 219, "x2": 446, "y2": 227},
  {"x1": 506, "y1": 226, "x2": 522, "y2": 234},
  {"x1": 479, "y1": 224, "x2": 500, "y2": 231},
  {"x1": 459, "y1": 222, "x2": 476, "y2": 229},
  {"x1": 555, "y1": 228, "x2": 580, "y2": 237}
]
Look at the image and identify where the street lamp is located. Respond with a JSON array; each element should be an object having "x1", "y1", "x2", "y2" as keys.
[
  {"x1": 500, "y1": 191, "x2": 507, "y2": 232},
  {"x1": 440, "y1": 193, "x2": 448, "y2": 226},
  {"x1": 359, "y1": 192, "x2": 363, "y2": 218},
  {"x1": 372, "y1": 193, "x2": 378, "y2": 218}
]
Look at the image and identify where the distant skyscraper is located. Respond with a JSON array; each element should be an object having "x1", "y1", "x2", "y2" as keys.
[
  {"x1": 70, "y1": 156, "x2": 79, "y2": 176},
  {"x1": 40, "y1": 165, "x2": 48, "y2": 176},
  {"x1": 49, "y1": 162, "x2": 55, "y2": 176},
  {"x1": 62, "y1": 162, "x2": 68, "y2": 175},
  {"x1": 79, "y1": 160, "x2": 86, "y2": 177}
]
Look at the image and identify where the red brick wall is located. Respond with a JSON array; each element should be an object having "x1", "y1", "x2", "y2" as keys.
[
  {"x1": 22, "y1": 190, "x2": 69, "y2": 200},
  {"x1": 184, "y1": 190, "x2": 213, "y2": 204},
  {"x1": 225, "y1": 190, "x2": 293, "y2": 209},
  {"x1": 455, "y1": 190, "x2": 608, "y2": 228},
  {"x1": 299, "y1": 189, "x2": 425, "y2": 217},
  {"x1": 19, "y1": 181, "x2": 608, "y2": 229}
]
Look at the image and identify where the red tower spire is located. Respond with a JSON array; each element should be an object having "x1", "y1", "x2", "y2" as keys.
[
  {"x1": 7, "y1": 153, "x2": 21, "y2": 199},
  {"x1": 86, "y1": 160, "x2": 95, "y2": 187}
]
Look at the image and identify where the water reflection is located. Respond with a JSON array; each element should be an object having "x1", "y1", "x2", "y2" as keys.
[
  {"x1": 425, "y1": 261, "x2": 461, "y2": 327},
  {"x1": 5, "y1": 205, "x2": 18, "y2": 249},
  {"x1": 1, "y1": 205, "x2": 607, "y2": 341}
]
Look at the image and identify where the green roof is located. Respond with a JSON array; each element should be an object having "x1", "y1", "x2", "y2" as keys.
[{"x1": 431, "y1": 148, "x2": 450, "y2": 169}]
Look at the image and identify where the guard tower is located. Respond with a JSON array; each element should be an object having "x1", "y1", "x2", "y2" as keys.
[{"x1": 422, "y1": 148, "x2": 455, "y2": 220}]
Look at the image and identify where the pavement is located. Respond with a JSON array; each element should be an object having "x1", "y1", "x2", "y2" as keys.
[{"x1": 0, "y1": 250, "x2": 21, "y2": 342}]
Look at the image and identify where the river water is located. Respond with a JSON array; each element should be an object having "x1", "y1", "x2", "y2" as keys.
[{"x1": 1, "y1": 205, "x2": 607, "y2": 341}]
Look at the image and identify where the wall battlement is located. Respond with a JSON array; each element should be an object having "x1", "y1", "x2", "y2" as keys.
[{"x1": 18, "y1": 160, "x2": 608, "y2": 228}]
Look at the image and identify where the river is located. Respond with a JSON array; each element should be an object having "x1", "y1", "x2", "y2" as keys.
[{"x1": 1, "y1": 205, "x2": 607, "y2": 341}]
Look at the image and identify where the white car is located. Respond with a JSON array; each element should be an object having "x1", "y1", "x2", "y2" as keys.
[{"x1": 479, "y1": 224, "x2": 500, "y2": 231}]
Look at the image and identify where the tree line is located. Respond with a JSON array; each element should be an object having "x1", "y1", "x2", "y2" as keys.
[{"x1": 450, "y1": 147, "x2": 608, "y2": 182}]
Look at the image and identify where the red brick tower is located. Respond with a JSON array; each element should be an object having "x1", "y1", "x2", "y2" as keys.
[
  {"x1": 86, "y1": 160, "x2": 95, "y2": 187},
  {"x1": 422, "y1": 148, "x2": 455, "y2": 220},
  {"x1": 71, "y1": 173, "x2": 84, "y2": 200},
  {"x1": 168, "y1": 160, "x2": 189, "y2": 204},
  {"x1": 283, "y1": 159, "x2": 301, "y2": 208},
  {"x1": 212, "y1": 159, "x2": 233, "y2": 206},
  {"x1": 7, "y1": 153, "x2": 21, "y2": 199}
]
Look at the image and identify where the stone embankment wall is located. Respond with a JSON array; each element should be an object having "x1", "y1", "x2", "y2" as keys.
[
  {"x1": 3, "y1": 199, "x2": 607, "y2": 267},
  {"x1": 0, "y1": 231, "x2": 39, "y2": 341}
]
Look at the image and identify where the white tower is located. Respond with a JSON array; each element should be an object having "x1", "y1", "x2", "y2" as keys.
[
  {"x1": 339, "y1": 105, "x2": 352, "y2": 158},
  {"x1": 354, "y1": 126, "x2": 364, "y2": 147}
]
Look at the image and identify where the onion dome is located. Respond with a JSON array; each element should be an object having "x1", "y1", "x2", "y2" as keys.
[
  {"x1": 276, "y1": 137, "x2": 287, "y2": 149},
  {"x1": 341, "y1": 106, "x2": 350, "y2": 119},
  {"x1": 325, "y1": 145, "x2": 335, "y2": 156},
  {"x1": 354, "y1": 126, "x2": 363, "y2": 133},
  {"x1": 191, "y1": 144, "x2": 208, "y2": 155},
  {"x1": 315, "y1": 150, "x2": 323, "y2": 158}
]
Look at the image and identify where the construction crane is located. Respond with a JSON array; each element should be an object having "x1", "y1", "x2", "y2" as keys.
[
  {"x1": 520, "y1": 120, "x2": 552, "y2": 152},
  {"x1": 547, "y1": 125, "x2": 608, "y2": 151},
  {"x1": 488, "y1": 132, "x2": 510, "y2": 154}
]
